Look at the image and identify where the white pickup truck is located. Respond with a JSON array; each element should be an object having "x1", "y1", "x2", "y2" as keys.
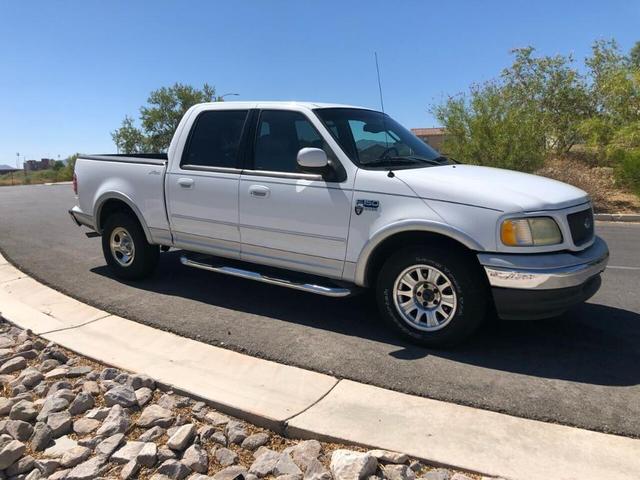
[{"x1": 70, "y1": 101, "x2": 609, "y2": 346}]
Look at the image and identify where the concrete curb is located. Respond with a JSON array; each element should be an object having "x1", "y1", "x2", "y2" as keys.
[
  {"x1": 1, "y1": 253, "x2": 639, "y2": 480},
  {"x1": 595, "y1": 213, "x2": 640, "y2": 222}
]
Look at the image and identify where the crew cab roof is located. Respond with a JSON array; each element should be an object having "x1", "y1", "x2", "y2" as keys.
[{"x1": 192, "y1": 101, "x2": 378, "y2": 111}]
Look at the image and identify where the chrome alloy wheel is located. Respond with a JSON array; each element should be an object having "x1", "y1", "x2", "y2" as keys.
[
  {"x1": 392, "y1": 264, "x2": 458, "y2": 331},
  {"x1": 109, "y1": 227, "x2": 135, "y2": 267}
]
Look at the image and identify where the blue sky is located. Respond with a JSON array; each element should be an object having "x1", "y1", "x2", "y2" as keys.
[{"x1": 0, "y1": 1, "x2": 638, "y2": 165}]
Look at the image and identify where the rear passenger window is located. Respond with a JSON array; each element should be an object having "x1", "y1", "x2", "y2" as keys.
[
  {"x1": 253, "y1": 110, "x2": 334, "y2": 173},
  {"x1": 182, "y1": 110, "x2": 248, "y2": 169}
]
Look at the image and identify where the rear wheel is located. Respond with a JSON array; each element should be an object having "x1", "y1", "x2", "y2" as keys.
[
  {"x1": 376, "y1": 246, "x2": 487, "y2": 347},
  {"x1": 101, "y1": 212, "x2": 159, "y2": 280}
]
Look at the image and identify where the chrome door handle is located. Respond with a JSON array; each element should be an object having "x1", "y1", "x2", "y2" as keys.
[
  {"x1": 178, "y1": 178, "x2": 194, "y2": 188},
  {"x1": 249, "y1": 185, "x2": 270, "y2": 198}
]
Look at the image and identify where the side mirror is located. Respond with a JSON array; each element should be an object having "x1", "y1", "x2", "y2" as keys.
[{"x1": 297, "y1": 148, "x2": 328, "y2": 170}]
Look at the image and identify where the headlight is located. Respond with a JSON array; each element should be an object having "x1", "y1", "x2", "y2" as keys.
[{"x1": 500, "y1": 217, "x2": 562, "y2": 246}]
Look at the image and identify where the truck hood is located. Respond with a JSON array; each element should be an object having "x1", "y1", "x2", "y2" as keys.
[{"x1": 393, "y1": 164, "x2": 589, "y2": 212}]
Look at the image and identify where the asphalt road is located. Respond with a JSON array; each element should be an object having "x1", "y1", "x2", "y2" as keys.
[{"x1": 1, "y1": 184, "x2": 639, "y2": 437}]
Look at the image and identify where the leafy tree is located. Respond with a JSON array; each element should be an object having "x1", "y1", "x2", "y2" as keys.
[
  {"x1": 501, "y1": 47, "x2": 591, "y2": 154},
  {"x1": 630, "y1": 41, "x2": 640, "y2": 70},
  {"x1": 112, "y1": 116, "x2": 148, "y2": 154},
  {"x1": 112, "y1": 83, "x2": 216, "y2": 153},
  {"x1": 432, "y1": 81, "x2": 546, "y2": 172}
]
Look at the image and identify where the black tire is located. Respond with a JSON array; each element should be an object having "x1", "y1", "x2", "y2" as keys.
[
  {"x1": 101, "y1": 212, "x2": 159, "y2": 280},
  {"x1": 376, "y1": 245, "x2": 487, "y2": 347}
]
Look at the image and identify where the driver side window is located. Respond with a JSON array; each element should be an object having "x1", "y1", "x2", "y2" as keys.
[
  {"x1": 253, "y1": 110, "x2": 334, "y2": 173},
  {"x1": 348, "y1": 119, "x2": 409, "y2": 163}
]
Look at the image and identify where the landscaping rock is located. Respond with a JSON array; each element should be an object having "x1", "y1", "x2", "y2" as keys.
[
  {"x1": 68, "y1": 392, "x2": 94, "y2": 415},
  {"x1": 167, "y1": 423, "x2": 196, "y2": 450},
  {"x1": 6, "y1": 419, "x2": 33, "y2": 441},
  {"x1": 274, "y1": 453, "x2": 303, "y2": 478},
  {"x1": 6, "y1": 453, "x2": 35, "y2": 476},
  {"x1": 139, "y1": 425, "x2": 165, "y2": 442},
  {"x1": 382, "y1": 465, "x2": 416, "y2": 480},
  {"x1": 422, "y1": 469, "x2": 451, "y2": 480},
  {"x1": 43, "y1": 435, "x2": 78, "y2": 458},
  {"x1": 137, "y1": 441, "x2": 157, "y2": 467},
  {"x1": 84, "y1": 406, "x2": 110, "y2": 420},
  {"x1": 135, "y1": 386, "x2": 154, "y2": 406},
  {"x1": 95, "y1": 432, "x2": 125, "y2": 457},
  {"x1": 225, "y1": 420, "x2": 248, "y2": 444},
  {"x1": 183, "y1": 443, "x2": 209, "y2": 473},
  {"x1": 304, "y1": 459, "x2": 332, "y2": 480},
  {"x1": 81, "y1": 380, "x2": 100, "y2": 396},
  {"x1": 0, "y1": 397, "x2": 14, "y2": 415},
  {"x1": 60, "y1": 445, "x2": 92, "y2": 468},
  {"x1": 242, "y1": 432, "x2": 270, "y2": 451},
  {"x1": 0, "y1": 356, "x2": 26, "y2": 374},
  {"x1": 156, "y1": 459, "x2": 191, "y2": 479},
  {"x1": 19, "y1": 368, "x2": 44, "y2": 388},
  {"x1": 128, "y1": 373, "x2": 156, "y2": 390},
  {"x1": 138, "y1": 404, "x2": 174, "y2": 428},
  {"x1": 369, "y1": 450, "x2": 409, "y2": 465},
  {"x1": 285, "y1": 440, "x2": 322, "y2": 471},
  {"x1": 214, "y1": 465, "x2": 249, "y2": 480},
  {"x1": 330, "y1": 450, "x2": 378, "y2": 480},
  {"x1": 9, "y1": 399, "x2": 38, "y2": 421},
  {"x1": 37, "y1": 396, "x2": 69, "y2": 422},
  {"x1": 65, "y1": 455, "x2": 107, "y2": 480},
  {"x1": 47, "y1": 410, "x2": 72, "y2": 437},
  {"x1": 112, "y1": 440, "x2": 146, "y2": 464},
  {"x1": 104, "y1": 385, "x2": 137, "y2": 407},
  {"x1": 214, "y1": 446, "x2": 238, "y2": 466},
  {"x1": 72, "y1": 417, "x2": 100, "y2": 435},
  {"x1": 121, "y1": 458, "x2": 141, "y2": 479},
  {"x1": 0, "y1": 438, "x2": 26, "y2": 469},
  {"x1": 249, "y1": 448, "x2": 282, "y2": 477},
  {"x1": 95, "y1": 404, "x2": 129, "y2": 436},
  {"x1": 30, "y1": 422, "x2": 53, "y2": 451},
  {"x1": 205, "y1": 411, "x2": 230, "y2": 426}
]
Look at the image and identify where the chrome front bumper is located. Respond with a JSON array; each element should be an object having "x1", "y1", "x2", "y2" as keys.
[{"x1": 478, "y1": 236, "x2": 609, "y2": 290}]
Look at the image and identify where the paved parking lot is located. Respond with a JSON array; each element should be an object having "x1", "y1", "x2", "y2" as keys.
[{"x1": 1, "y1": 184, "x2": 639, "y2": 437}]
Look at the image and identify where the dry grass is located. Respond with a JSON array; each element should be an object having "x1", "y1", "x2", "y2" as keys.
[{"x1": 536, "y1": 156, "x2": 640, "y2": 213}]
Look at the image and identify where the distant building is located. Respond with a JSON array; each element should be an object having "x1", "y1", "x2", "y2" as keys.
[
  {"x1": 0, "y1": 164, "x2": 19, "y2": 174},
  {"x1": 23, "y1": 158, "x2": 54, "y2": 172},
  {"x1": 411, "y1": 127, "x2": 447, "y2": 151}
]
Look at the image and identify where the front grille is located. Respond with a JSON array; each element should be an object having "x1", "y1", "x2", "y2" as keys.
[{"x1": 567, "y1": 208, "x2": 594, "y2": 246}]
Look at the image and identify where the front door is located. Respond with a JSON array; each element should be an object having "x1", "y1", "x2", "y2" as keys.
[
  {"x1": 239, "y1": 109, "x2": 353, "y2": 279},
  {"x1": 166, "y1": 108, "x2": 249, "y2": 258}
]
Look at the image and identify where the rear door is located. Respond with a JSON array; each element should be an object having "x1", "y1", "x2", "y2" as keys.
[
  {"x1": 238, "y1": 108, "x2": 353, "y2": 279},
  {"x1": 166, "y1": 108, "x2": 250, "y2": 258}
]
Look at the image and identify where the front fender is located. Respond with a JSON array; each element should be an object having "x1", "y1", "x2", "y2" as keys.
[{"x1": 354, "y1": 219, "x2": 484, "y2": 286}]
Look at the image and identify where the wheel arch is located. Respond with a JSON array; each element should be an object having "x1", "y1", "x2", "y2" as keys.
[
  {"x1": 355, "y1": 221, "x2": 485, "y2": 287},
  {"x1": 94, "y1": 193, "x2": 153, "y2": 243}
]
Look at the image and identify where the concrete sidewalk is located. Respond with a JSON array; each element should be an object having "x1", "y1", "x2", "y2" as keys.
[{"x1": 1, "y1": 253, "x2": 638, "y2": 480}]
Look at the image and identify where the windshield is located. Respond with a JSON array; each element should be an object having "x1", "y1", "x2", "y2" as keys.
[{"x1": 314, "y1": 108, "x2": 450, "y2": 169}]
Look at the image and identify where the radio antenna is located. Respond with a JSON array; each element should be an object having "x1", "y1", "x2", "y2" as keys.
[
  {"x1": 374, "y1": 52, "x2": 391, "y2": 158},
  {"x1": 374, "y1": 52, "x2": 385, "y2": 113}
]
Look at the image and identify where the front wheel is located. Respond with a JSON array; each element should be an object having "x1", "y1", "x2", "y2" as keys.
[
  {"x1": 376, "y1": 246, "x2": 487, "y2": 347},
  {"x1": 101, "y1": 212, "x2": 159, "y2": 280}
]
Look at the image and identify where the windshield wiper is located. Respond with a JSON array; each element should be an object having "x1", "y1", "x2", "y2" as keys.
[{"x1": 383, "y1": 155, "x2": 448, "y2": 166}]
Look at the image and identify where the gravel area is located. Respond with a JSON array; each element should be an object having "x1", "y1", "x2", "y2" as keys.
[{"x1": 0, "y1": 318, "x2": 497, "y2": 480}]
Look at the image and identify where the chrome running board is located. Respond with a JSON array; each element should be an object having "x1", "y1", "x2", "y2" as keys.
[{"x1": 180, "y1": 256, "x2": 353, "y2": 298}]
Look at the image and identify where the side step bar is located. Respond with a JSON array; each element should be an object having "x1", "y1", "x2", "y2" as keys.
[{"x1": 180, "y1": 256, "x2": 353, "y2": 298}]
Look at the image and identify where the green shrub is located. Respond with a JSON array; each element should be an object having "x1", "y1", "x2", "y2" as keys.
[{"x1": 614, "y1": 148, "x2": 640, "y2": 195}]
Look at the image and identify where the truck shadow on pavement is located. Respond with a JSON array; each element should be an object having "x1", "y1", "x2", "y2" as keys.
[{"x1": 91, "y1": 251, "x2": 640, "y2": 388}]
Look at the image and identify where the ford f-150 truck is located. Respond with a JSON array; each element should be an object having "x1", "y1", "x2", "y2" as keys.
[{"x1": 69, "y1": 102, "x2": 609, "y2": 346}]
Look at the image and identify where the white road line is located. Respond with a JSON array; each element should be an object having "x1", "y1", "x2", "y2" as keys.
[{"x1": 607, "y1": 265, "x2": 640, "y2": 271}]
